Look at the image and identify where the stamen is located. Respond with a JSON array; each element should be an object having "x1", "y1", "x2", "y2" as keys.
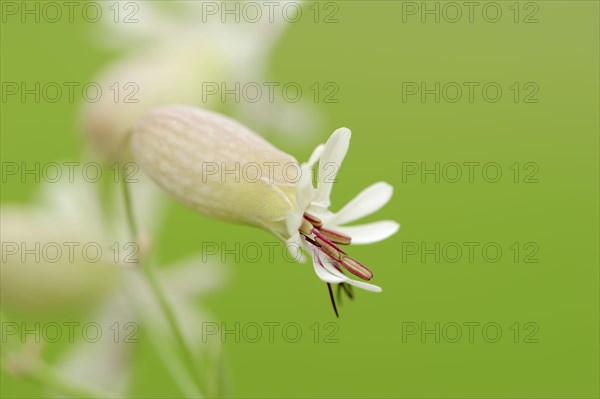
[
  {"x1": 313, "y1": 229, "x2": 347, "y2": 255},
  {"x1": 299, "y1": 218, "x2": 314, "y2": 236},
  {"x1": 318, "y1": 227, "x2": 351, "y2": 245},
  {"x1": 300, "y1": 214, "x2": 375, "y2": 290},
  {"x1": 303, "y1": 212, "x2": 322, "y2": 228},
  {"x1": 304, "y1": 235, "x2": 319, "y2": 247},
  {"x1": 339, "y1": 257, "x2": 373, "y2": 281},
  {"x1": 315, "y1": 236, "x2": 342, "y2": 261}
]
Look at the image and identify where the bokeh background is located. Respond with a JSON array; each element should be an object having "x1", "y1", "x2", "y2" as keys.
[{"x1": 1, "y1": 1, "x2": 598, "y2": 398}]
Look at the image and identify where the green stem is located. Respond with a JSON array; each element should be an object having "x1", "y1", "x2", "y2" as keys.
[
  {"x1": 120, "y1": 177, "x2": 205, "y2": 397},
  {"x1": 146, "y1": 327, "x2": 203, "y2": 398},
  {"x1": 121, "y1": 178, "x2": 138, "y2": 239},
  {"x1": 142, "y1": 264, "x2": 206, "y2": 396}
]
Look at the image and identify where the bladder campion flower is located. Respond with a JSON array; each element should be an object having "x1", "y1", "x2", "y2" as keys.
[{"x1": 131, "y1": 105, "x2": 399, "y2": 315}]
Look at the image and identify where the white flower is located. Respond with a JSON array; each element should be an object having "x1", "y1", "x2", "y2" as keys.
[
  {"x1": 132, "y1": 105, "x2": 399, "y2": 314},
  {"x1": 56, "y1": 255, "x2": 227, "y2": 398},
  {"x1": 0, "y1": 175, "x2": 226, "y2": 396},
  {"x1": 0, "y1": 178, "x2": 120, "y2": 314},
  {"x1": 285, "y1": 128, "x2": 399, "y2": 304}
]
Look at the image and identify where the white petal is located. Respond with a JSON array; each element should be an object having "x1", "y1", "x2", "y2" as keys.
[
  {"x1": 57, "y1": 292, "x2": 134, "y2": 397},
  {"x1": 328, "y1": 182, "x2": 394, "y2": 226},
  {"x1": 335, "y1": 221, "x2": 400, "y2": 244},
  {"x1": 311, "y1": 251, "x2": 345, "y2": 284},
  {"x1": 295, "y1": 164, "x2": 316, "y2": 210},
  {"x1": 312, "y1": 128, "x2": 351, "y2": 209},
  {"x1": 308, "y1": 143, "x2": 325, "y2": 167},
  {"x1": 286, "y1": 233, "x2": 307, "y2": 263},
  {"x1": 286, "y1": 212, "x2": 303, "y2": 237},
  {"x1": 341, "y1": 277, "x2": 383, "y2": 293}
]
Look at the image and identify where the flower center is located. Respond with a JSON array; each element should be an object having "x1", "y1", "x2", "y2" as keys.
[{"x1": 299, "y1": 212, "x2": 373, "y2": 281}]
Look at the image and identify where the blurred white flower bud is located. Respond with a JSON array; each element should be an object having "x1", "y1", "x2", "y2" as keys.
[
  {"x1": 0, "y1": 181, "x2": 119, "y2": 316},
  {"x1": 80, "y1": 0, "x2": 320, "y2": 161},
  {"x1": 79, "y1": 41, "x2": 226, "y2": 161}
]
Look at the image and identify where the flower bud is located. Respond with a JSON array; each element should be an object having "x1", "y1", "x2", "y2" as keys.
[
  {"x1": 0, "y1": 207, "x2": 118, "y2": 317},
  {"x1": 79, "y1": 43, "x2": 225, "y2": 161},
  {"x1": 131, "y1": 105, "x2": 299, "y2": 237}
]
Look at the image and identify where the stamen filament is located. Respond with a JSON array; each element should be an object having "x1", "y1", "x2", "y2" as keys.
[
  {"x1": 339, "y1": 257, "x2": 373, "y2": 281},
  {"x1": 300, "y1": 213, "x2": 375, "y2": 289},
  {"x1": 312, "y1": 229, "x2": 347, "y2": 255},
  {"x1": 315, "y1": 236, "x2": 342, "y2": 260},
  {"x1": 318, "y1": 227, "x2": 351, "y2": 245}
]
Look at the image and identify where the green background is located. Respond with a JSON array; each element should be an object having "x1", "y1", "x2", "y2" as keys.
[{"x1": 1, "y1": 1, "x2": 598, "y2": 398}]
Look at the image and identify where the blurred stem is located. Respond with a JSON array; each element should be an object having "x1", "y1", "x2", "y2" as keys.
[
  {"x1": 120, "y1": 177, "x2": 205, "y2": 398},
  {"x1": 146, "y1": 325, "x2": 203, "y2": 398},
  {"x1": 142, "y1": 263, "x2": 206, "y2": 397},
  {"x1": 121, "y1": 175, "x2": 138, "y2": 239}
]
